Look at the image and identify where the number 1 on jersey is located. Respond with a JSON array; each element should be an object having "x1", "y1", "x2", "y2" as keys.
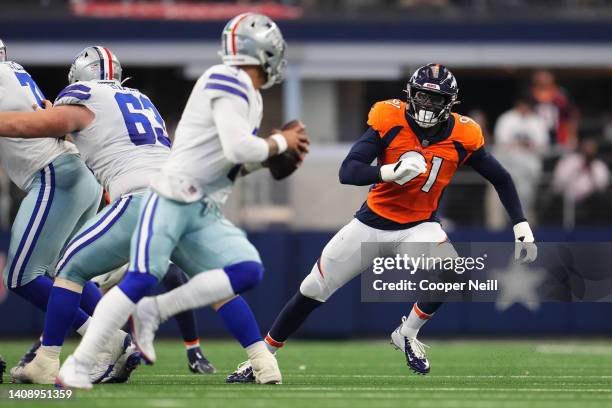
[{"x1": 421, "y1": 156, "x2": 443, "y2": 193}]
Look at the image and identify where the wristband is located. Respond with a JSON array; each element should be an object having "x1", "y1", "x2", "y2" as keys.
[{"x1": 270, "y1": 133, "x2": 288, "y2": 155}]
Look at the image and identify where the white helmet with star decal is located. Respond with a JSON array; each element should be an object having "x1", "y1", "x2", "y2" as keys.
[{"x1": 68, "y1": 46, "x2": 122, "y2": 84}]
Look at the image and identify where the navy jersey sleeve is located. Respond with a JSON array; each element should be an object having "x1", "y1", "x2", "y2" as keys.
[
  {"x1": 465, "y1": 146, "x2": 526, "y2": 225},
  {"x1": 338, "y1": 127, "x2": 384, "y2": 186}
]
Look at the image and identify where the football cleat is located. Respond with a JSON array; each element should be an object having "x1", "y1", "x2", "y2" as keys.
[
  {"x1": 226, "y1": 360, "x2": 255, "y2": 384},
  {"x1": 17, "y1": 339, "x2": 41, "y2": 367},
  {"x1": 56, "y1": 355, "x2": 92, "y2": 390},
  {"x1": 390, "y1": 318, "x2": 431, "y2": 375},
  {"x1": 129, "y1": 297, "x2": 161, "y2": 364},
  {"x1": 10, "y1": 349, "x2": 59, "y2": 384},
  {"x1": 102, "y1": 340, "x2": 141, "y2": 384},
  {"x1": 187, "y1": 347, "x2": 216, "y2": 375},
  {"x1": 90, "y1": 331, "x2": 133, "y2": 384},
  {"x1": 0, "y1": 355, "x2": 6, "y2": 384},
  {"x1": 250, "y1": 353, "x2": 282, "y2": 384}
]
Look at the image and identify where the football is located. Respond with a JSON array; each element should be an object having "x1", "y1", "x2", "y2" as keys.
[{"x1": 266, "y1": 119, "x2": 304, "y2": 180}]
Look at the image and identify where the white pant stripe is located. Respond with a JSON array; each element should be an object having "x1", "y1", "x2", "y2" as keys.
[
  {"x1": 56, "y1": 196, "x2": 130, "y2": 273},
  {"x1": 10, "y1": 167, "x2": 53, "y2": 288},
  {"x1": 136, "y1": 194, "x2": 159, "y2": 273}
]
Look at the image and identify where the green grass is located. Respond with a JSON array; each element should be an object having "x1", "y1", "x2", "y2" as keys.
[{"x1": 2, "y1": 339, "x2": 612, "y2": 408}]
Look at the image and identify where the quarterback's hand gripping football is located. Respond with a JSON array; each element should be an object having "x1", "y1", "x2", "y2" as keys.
[
  {"x1": 276, "y1": 120, "x2": 310, "y2": 156},
  {"x1": 380, "y1": 155, "x2": 427, "y2": 183},
  {"x1": 513, "y1": 221, "x2": 537, "y2": 263}
]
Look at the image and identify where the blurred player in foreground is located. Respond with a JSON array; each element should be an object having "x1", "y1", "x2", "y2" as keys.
[
  {"x1": 57, "y1": 13, "x2": 309, "y2": 389},
  {"x1": 0, "y1": 40, "x2": 111, "y2": 382},
  {"x1": 92, "y1": 264, "x2": 216, "y2": 374},
  {"x1": 227, "y1": 63, "x2": 537, "y2": 382}
]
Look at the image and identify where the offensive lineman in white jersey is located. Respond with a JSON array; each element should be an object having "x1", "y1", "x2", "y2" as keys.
[
  {"x1": 56, "y1": 13, "x2": 309, "y2": 388},
  {"x1": 0, "y1": 40, "x2": 127, "y2": 383},
  {"x1": 0, "y1": 46, "x2": 176, "y2": 384}
]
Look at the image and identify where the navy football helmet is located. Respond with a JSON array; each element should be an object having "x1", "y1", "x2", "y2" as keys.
[{"x1": 405, "y1": 63, "x2": 459, "y2": 128}]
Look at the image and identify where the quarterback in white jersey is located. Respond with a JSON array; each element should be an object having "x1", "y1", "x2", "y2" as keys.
[
  {"x1": 0, "y1": 46, "x2": 174, "y2": 384},
  {"x1": 0, "y1": 40, "x2": 105, "y2": 385},
  {"x1": 155, "y1": 63, "x2": 265, "y2": 205},
  {"x1": 57, "y1": 13, "x2": 309, "y2": 389}
]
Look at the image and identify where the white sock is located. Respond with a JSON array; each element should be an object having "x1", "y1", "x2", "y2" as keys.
[
  {"x1": 265, "y1": 343, "x2": 278, "y2": 354},
  {"x1": 246, "y1": 341, "x2": 270, "y2": 361},
  {"x1": 73, "y1": 287, "x2": 135, "y2": 368},
  {"x1": 185, "y1": 340, "x2": 200, "y2": 351},
  {"x1": 400, "y1": 304, "x2": 433, "y2": 338},
  {"x1": 38, "y1": 345, "x2": 61, "y2": 359},
  {"x1": 156, "y1": 269, "x2": 234, "y2": 322},
  {"x1": 76, "y1": 318, "x2": 90, "y2": 336},
  {"x1": 264, "y1": 334, "x2": 283, "y2": 354}
]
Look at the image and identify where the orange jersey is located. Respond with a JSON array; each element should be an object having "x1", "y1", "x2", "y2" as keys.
[{"x1": 366, "y1": 99, "x2": 484, "y2": 224}]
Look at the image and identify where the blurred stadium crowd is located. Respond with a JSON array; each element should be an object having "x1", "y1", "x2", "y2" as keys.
[
  {"x1": 0, "y1": 0, "x2": 611, "y2": 233},
  {"x1": 4, "y1": 0, "x2": 612, "y2": 18}
]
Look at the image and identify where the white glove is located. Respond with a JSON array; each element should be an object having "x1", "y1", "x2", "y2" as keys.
[
  {"x1": 380, "y1": 155, "x2": 427, "y2": 183},
  {"x1": 513, "y1": 221, "x2": 537, "y2": 263}
]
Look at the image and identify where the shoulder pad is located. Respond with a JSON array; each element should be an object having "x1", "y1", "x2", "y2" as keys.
[
  {"x1": 202, "y1": 64, "x2": 251, "y2": 104},
  {"x1": 367, "y1": 99, "x2": 407, "y2": 136},
  {"x1": 451, "y1": 113, "x2": 485, "y2": 151},
  {"x1": 54, "y1": 83, "x2": 92, "y2": 106}
]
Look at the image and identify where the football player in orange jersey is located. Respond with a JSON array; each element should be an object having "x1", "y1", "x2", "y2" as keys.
[{"x1": 227, "y1": 64, "x2": 537, "y2": 381}]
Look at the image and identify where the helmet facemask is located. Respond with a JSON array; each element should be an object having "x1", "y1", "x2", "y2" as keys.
[
  {"x1": 260, "y1": 46, "x2": 287, "y2": 89},
  {"x1": 406, "y1": 86, "x2": 457, "y2": 128}
]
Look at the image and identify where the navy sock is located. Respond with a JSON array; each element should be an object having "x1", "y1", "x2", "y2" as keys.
[
  {"x1": 162, "y1": 265, "x2": 198, "y2": 343},
  {"x1": 216, "y1": 296, "x2": 262, "y2": 348},
  {"x1": 268, "y1": 292, "x2": 323, "y2": 343},
  {"x1": 79, "y1": 281, "x2": 102, "y2": 315},
  {"x1": 416, "y1": 301, "x2": 443, "y2": 315}
]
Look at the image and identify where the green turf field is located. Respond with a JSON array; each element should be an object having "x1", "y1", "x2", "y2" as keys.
[{"x1": 1, "y1": 339, "x2": 612, "y2": 408}]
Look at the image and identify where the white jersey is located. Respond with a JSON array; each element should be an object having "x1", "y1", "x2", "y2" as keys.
[
  {"x1": 55, "y1": 81, "x2": 170, "y2": 201},
  {"x1": 153, "y1": 64, "x2": 263, "y2": 204},
  {"x1": 0, "y1": 62, "x2": 77, "y2": 190}
]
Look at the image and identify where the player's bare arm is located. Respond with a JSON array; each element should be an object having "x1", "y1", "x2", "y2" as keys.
[{"x1": 0, "y1": 101, "x2": 93, "y2": 139}]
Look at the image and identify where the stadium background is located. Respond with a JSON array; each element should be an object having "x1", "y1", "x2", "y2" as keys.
[{"x1": 1, "y1": 0, "x2": 612, "y2": 339}]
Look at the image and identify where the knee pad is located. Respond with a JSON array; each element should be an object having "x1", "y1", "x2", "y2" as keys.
[
  {"x1": 299, "y1": 262, "x2": 335, "y2": 302},
  {"x1": 224, "y1": 261, "x2": 264, "y2": 293},
  {"x1": 118, "y1": 271, "x2": 159, "y2": 303}
]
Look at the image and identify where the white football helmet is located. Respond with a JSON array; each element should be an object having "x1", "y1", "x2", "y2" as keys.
[
  {"x1": 68, "y1": 46, "x2": 122, "y2": 84},
  {"x1": 0, "y1": 39, "x2": 6, "y2": 62},
  {"x1": 220, "y1": 13, "x2": 287, "y2": 89}
]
